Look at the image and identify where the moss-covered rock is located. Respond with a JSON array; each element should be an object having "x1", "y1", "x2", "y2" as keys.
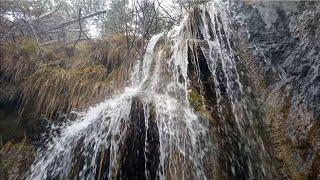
[
  {"x1": 0, "y1": 139, "x2": 35, "y2": 180},
  {"x1": 188, "y1": 90, "x2": 204, "y2": 112}
]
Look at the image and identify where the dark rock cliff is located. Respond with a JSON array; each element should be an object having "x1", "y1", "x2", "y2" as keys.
[{"x1": 231, "y1": 1, "x2": 320, "y2": 179}]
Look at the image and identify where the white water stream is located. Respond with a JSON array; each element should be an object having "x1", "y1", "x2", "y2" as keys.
[{"x1": 28, "y1": 1, "x2": 274, "y2": 179}]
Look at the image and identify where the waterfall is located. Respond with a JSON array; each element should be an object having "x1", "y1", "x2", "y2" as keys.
[{"x1": 28, "y1": 1, "x2": 276, "y2": 179}]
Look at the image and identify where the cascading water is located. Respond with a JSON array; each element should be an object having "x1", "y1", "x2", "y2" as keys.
[{"x1": 28, "y1": 1, "x2": 277, "y2": 179}]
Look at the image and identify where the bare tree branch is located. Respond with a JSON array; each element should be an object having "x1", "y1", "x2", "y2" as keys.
[
  {"x1": 47, "y1": 10, "x2": 106, "y2": 32},
  {"x1": 73, "y1": 8, "x2": 83, "y2": 49}
]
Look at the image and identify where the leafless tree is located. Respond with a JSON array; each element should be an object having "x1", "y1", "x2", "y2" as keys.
[{"x1": 0, "y1": 0, "x2": 106, "y2": 47}]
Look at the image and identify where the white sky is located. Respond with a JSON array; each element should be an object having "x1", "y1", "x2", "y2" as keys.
[{"x1": 87, "y1": 0, "x2": 176, "y2": 38}]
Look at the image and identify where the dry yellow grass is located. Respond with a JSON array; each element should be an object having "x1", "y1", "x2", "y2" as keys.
[
  {"x1": 0, "y1": 38, "x2": 38, "y2": 81},
  {"x1": 0, "y1": 35, "x2": 137, "y2": 119}
]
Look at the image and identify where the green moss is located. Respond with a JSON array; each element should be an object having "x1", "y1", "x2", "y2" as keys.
[
  {"x1": 41, "y1": 47, "x2": 59, "y2": 61},
  {"x1": 0, "y1": 139, "x2": 35, "y2": 179},
  {"x1": 188, "y1": 90, "x2": 204, "y2": 112},
  {"x1": 2, "y1": 38, "x2": 38, "y2": 61},
  {"x1": 19, "y1": 39, "x2": 38, "y2": 56}
]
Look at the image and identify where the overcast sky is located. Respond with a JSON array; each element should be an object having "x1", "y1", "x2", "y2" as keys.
[{"x1": 88, "y1": 0, "x2": 177, "y2": 38}]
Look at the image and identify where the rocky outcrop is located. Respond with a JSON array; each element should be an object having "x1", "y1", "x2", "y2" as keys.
[
  {"x1": 186, "y1": 7, "x2": 280, "y2": 179},
  {"x1": 0, "y1": 140, "x2": 35, "y2": 180},
  {"x1": 231, "y1": 1, "x2": 320, "y2": 178}
]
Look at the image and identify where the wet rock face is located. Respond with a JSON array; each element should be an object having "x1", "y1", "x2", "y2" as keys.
[
  {"x1": 187, "y1": 42, "x2": 276, "y2": 179},
  {"x1": 118, "y1": 97, "x2": 147, "y2": 179},
  {"x1": 231, "y1": 1, "x2": 320, "y2": 178},
  {"x1": 118, "y1": 97, "x2": 160, "y2": 180},
  {"x1": 186, "y1": 7, "x2": 278, "y2": 179},
  {"x1": 117, "y1": 97, "x2": 160, "y2": 179},
  {"x1": 69, "y1": 97, "x2": 160, "y2": 180}
]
